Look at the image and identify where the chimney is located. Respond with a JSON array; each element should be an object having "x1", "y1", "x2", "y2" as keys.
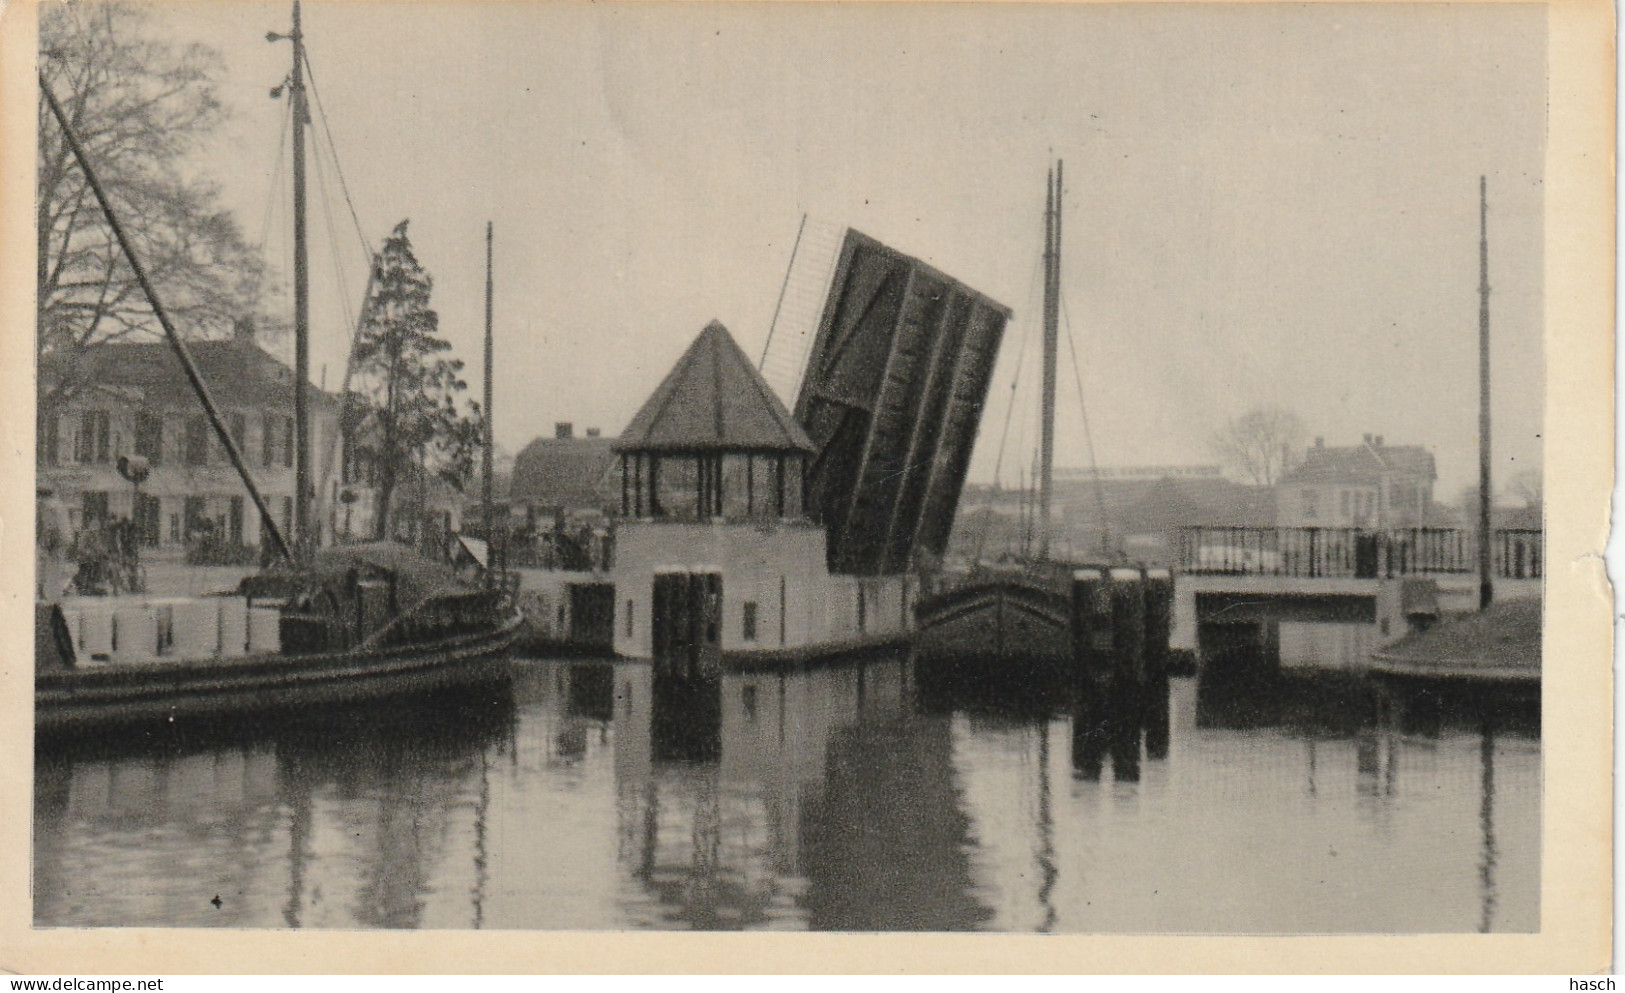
[
  {"x1": 1363, "y1": 433, "x2": 1373, "y2": 445},
  {"x1": 1314, "y1": 437, "x2": 1324, "y2": 449},
  {"x1": 1374, "y1": 435, "x2": 1384, "y2": 447},
  {"x1": 232, "y1": 317, "x2": 256, "y2": 345},
  {"x1": 555, "y1": 422, "x2": 573, "y2": 440},
  {"x1": 585, "y1": 427, "x2": 601, "y2": 438}
]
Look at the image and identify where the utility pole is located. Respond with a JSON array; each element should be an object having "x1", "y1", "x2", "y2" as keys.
[
  {"x1": 1478, "y1": 175, "x2": 1494, "y2": 610},
  {"x1": 483, "y1": 221, "x2": 496, "y2": 584}
]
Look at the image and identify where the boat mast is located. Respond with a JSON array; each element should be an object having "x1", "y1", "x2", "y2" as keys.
[
  {"x1": 287, "y1": 0, "x2": 313, "y2": 560},
  {"x1": 1038, "y1": 161, "x2": 1061, "y2": 561},
  {"x1": 1477, "y1": 176, "x2": 1493, "y2": 609},
  {"x1": 483, "y1": 221, "x2": 495, "y2": 584}
]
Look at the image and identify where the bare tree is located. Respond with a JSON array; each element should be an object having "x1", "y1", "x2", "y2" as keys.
[
  {"x1": 38, "y1": 3, "x2": 264, "y2": 408},
  {"x1": 1209, "y1": 406, "x2": 1306, "y2": 486},
  {"x1": 1506, "y1": 469, "x2": 1543, "y2": 508}
]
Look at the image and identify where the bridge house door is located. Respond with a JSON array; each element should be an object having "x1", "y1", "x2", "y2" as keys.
[{"x1": 651, "y1": 570, "x2": 723, "y2": 679}]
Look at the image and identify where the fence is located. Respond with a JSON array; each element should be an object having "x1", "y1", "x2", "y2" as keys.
[{"x1": 1177, "y1": 526, "x2": 1542, "y2": 580}]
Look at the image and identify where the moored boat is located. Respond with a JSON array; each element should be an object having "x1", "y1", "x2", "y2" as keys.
[
  {"x1": 913, "y1": 161, "x2": 1084, "y2": 675},
  {"x1": 36, "y1": 544, "x2": 522, "y2": 733},
  {"x1": 35, "y1": 6, "x2": 519, "y2": 734}
]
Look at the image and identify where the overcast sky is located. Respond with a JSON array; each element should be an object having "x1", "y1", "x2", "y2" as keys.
[{"x1": 158, "y1": 1, "x2": 1545, "y2": 499}]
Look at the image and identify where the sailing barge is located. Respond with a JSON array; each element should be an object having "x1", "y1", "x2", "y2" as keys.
[
  {"x1": 913, "y1": 161, "x2": 1079, "y2": 669},
  {"x1": 37, "y1": 545, "x2": 521, "y2": 732},
  {"x1": 35, "y1": 4, "x2": 519, "y2": 733}
]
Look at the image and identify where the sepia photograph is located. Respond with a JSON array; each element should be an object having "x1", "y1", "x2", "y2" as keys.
[{"x1": 7, "y1": 0, "x2": 1612, "y2": 964}]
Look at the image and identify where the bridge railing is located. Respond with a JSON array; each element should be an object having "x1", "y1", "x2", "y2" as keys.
[{"x1": 1177, "y1": 526, "x2": 1542, "y2": 580}]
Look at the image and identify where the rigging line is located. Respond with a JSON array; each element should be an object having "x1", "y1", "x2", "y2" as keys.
[
  {"x1": 255, "y1": 95, "x2": 293, "y2": 287},
  {"x1": 989, "y1": 232, "x2": 1048, "y2": 489},
  {"x1": 302, "y1": 51, "x2": 374, "y2": 268},
  {"x1": 760, "y1": 213, "x2": 807, "y2": 368},
  {"x1": 975, "y1": 215, "x2": 1047, "y2": 564},
  {"x1": 311, "y1": 137, "x2": 357, "y2": 332},
  {"x1": 1061, "y1": 287, "x2": 1111, "y2": 557}
]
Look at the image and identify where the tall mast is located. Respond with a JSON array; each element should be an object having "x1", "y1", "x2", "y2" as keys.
[
  {"x1": 1038, "y1": 161, "x2": 1061, "y2": 561},
  {"x1": 289, "y1": 0, "x2": 312, "y2": 559},
  {"x1": 483, "y1": 221, "x2": 495, "y2": 582},
  {"x1": 1477, "y1": 176, "x2": 1493, "y2": 609}
]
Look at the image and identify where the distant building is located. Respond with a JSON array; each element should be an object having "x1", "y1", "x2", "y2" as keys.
[
  {"x1": 509, "y1": 421, "x2": 619, "y2": 524},
  {"x1": 36, "y1": 324, "x2": 342, "y2": 552},
  {"x1": 1053, "y1": 464, "x2": 1224, "y2": 482},
  {"x1": 1275, "y1": 434, "x2": 1436, "y2": 529}
]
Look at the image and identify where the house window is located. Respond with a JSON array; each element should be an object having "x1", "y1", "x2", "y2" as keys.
[
  {"x1": 282, "y1": 496, "x2": 293, "y2": 537},
  {"x1": 183, "y1": 496, "x2": 208, "y2": 538},
  {"x1": 38, "y1": 412, "x2": 60, "y2": 465},
  {"x1": 185, "y1": 417, "x2": 209, "y2": 466},
  {"x1": 262, "y1": 411, "x2": 277, "y2": 467},
  {"x1": 76, "y1": 410, "x2": 110, "y2": 464},
  {"x1": 134, "y1": 412, "x2": 164, "y2": 464},
  {"x1": 228, "y1": 496, "x2": 244, "y2": 544},
  {"x1": 283, "y1": 418, "x2": 294, "y2": 468},
  {"x1": 81, "y1": 490, "x2": 109, "y2": 527},
  {"x1": 742, "y1": 683, "x2": 758, "y2": 720},
  {"x1": 742, "y1": 601, "x2": 758, "y2": 642},
  {"x1": 1301, "y1": 490, "x2": 1317, "y2": 520},
  {"x1": 135, "y1": 493, "x2": 161, "y2": 547},
  {"x1": 228, "y1": 412, "x2": 247, "y2": 459},
  {"x1": 625, "y1": 600, "x2": 634, "y2": 637},
  {"x1": 1339, "y1": 490, "x2": 1351, "y2": 520},
  {"x1": 168, "y1": 512, "x2": 181, "y2": 545}
]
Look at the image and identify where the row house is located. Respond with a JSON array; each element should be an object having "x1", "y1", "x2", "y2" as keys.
[{"x1": 37, "y1": 325, "x2": 342, "y2": 553}]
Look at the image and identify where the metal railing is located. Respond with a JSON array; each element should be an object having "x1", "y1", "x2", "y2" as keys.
[{"x1": 1177, "y1": 526, "x2": 1543, "y2": 580}]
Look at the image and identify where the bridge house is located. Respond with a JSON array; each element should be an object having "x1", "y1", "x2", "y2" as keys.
[{"x1": 609, "y1": 321, "x2": 914, "y2": 663}]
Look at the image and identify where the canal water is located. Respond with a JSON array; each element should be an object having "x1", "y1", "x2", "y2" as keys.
[{"x1": 34, "y1": 633, "x2": 1539, "y2": 932}]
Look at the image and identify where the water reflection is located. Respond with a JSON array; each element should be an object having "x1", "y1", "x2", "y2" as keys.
[{"x1": 35, "y1": 644, "x2": 1539, "y2": 932}]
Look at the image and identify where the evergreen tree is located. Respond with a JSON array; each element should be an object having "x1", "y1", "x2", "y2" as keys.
[{"x1": 349, "y1": 221, "x2": 482, "y2": 540}]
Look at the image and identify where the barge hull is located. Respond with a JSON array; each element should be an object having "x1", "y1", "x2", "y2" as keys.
[{"x1": 37, "y1": 613, "x2": 522, "y2": 733}]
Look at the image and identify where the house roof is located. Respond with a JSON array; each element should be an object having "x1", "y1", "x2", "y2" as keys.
[
  {"x1": 509, "y1": 434, "x2": 620, "y2": 510},
  {"x1": 1280, "y1": 441, "x2": 1436, "y2": 486},
  {"x1": 615, "y1": 321, "x2": 815, "y2": 454},
  {"x1": 41, "y1": 338, "x2": 340, "y2": 411}
]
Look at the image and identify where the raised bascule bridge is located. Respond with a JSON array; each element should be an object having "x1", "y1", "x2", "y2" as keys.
[{"x1": 789, "y1": 229, "x2": 1011, "y2": 579}]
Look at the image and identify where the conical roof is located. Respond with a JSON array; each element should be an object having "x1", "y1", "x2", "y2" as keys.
[{"x1": 615, "y1": 321, "x2": 816, "y2": 454}]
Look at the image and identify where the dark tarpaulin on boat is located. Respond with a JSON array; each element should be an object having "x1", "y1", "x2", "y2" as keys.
[
  {"x1": 793, "y1": 230, "x2": 1010, "y2": 576},
  {"x1": 248, "y1": 541, "x2": 476, "y2": 606}
]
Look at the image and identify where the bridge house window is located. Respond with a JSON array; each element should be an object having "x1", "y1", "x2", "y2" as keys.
[{"x1": 742, "y1": 601, "x2": 758, "y2": 642}]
